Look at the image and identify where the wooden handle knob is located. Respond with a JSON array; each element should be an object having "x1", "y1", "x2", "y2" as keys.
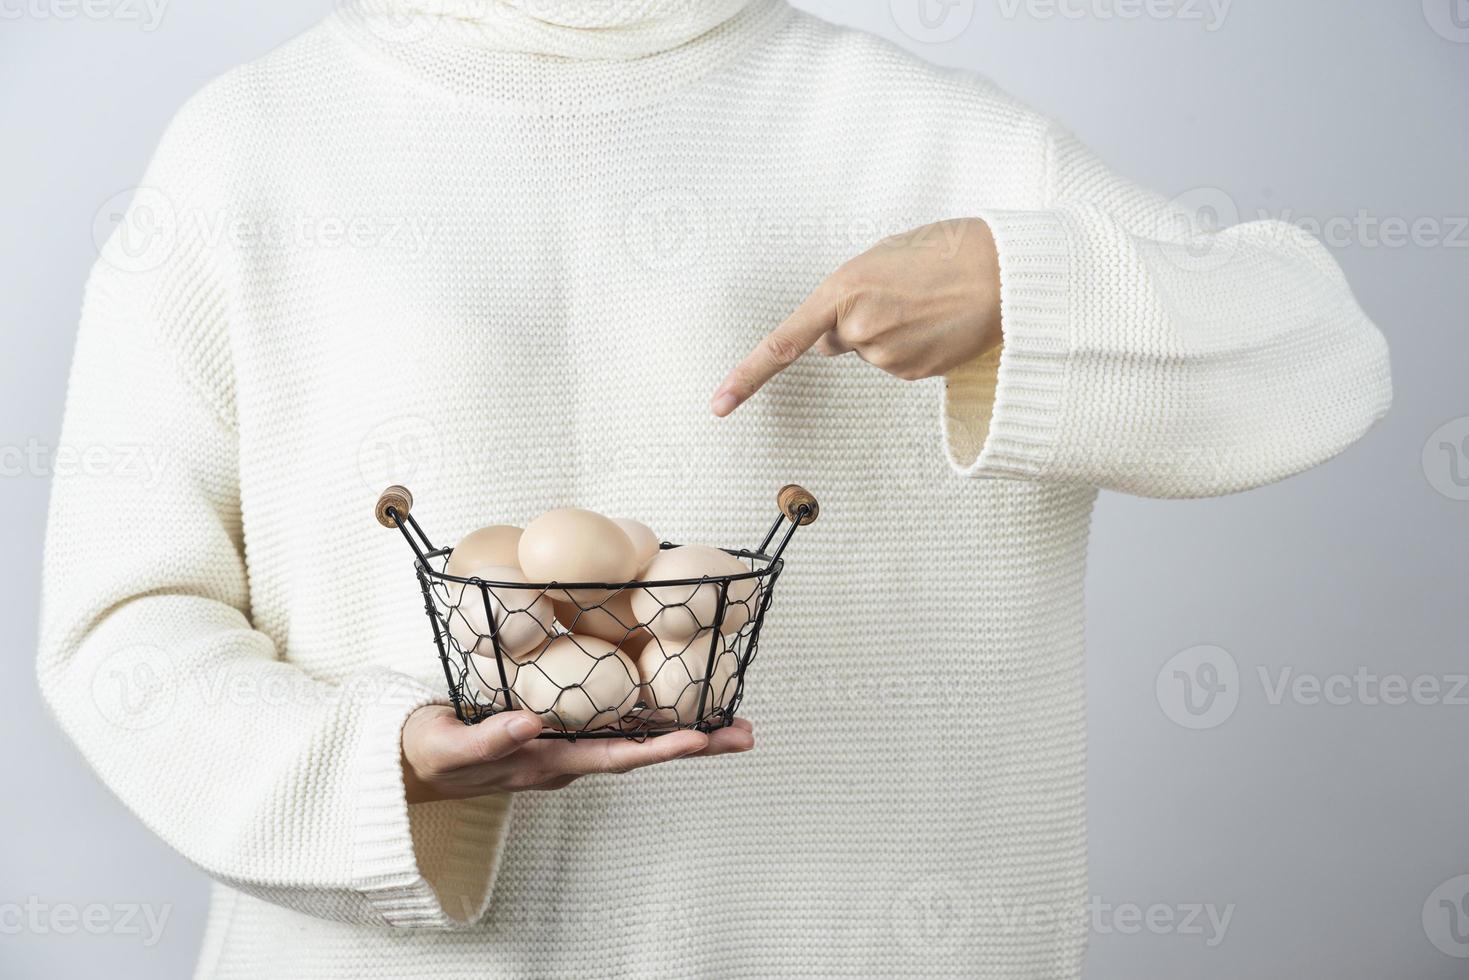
[
  {"x1": 778, "y1": 484, "x2": 819, "y2": 526},
  {"x1": 375, "y1": 485, "x2": 413, "y2": 528}
]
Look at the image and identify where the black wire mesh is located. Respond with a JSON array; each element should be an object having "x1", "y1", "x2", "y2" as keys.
[
  {"x1": 378, "y1": 484, "x2": 813, "y2": 740},
  {"x1": 414, "y1": 551, "x2": 781, "y2": 739}
]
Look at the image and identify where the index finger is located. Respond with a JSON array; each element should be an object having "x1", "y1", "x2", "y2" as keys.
[{"x1": 711, "y1": 284, "x2": 836, "y2": 417}]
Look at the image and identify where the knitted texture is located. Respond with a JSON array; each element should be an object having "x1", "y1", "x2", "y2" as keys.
[
  {"x1": 39, "y1": 2, "x2": 1391, "y2": 977},
  {"x1": 385, "y1": 0, "x2": 757, "y2": 58}
]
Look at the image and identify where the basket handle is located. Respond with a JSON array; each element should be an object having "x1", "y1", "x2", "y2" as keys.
[
  {"x1": 377, "y1": 485, "x2": 438, "y2": 562},
  {"x1": 777, "y1": 484, "x2": 819, "y2": 526},
  {"x1": 375, "y1": 485, "x2": 414, "y2": 528},
  {"x1": 757, "y1": 484, "x2": 819, "y2": 562}
]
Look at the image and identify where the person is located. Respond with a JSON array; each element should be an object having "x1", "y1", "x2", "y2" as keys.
[{"x1": 39, "y1": 1, "x2": 1391, "y2": 977}]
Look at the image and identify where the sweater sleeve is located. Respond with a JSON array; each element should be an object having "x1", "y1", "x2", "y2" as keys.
[
  {"x1": 37, "y1": 118, "x2": 508, "y2": 929},
  {"x1": 942, "y1": 123, "x2": 1392, "y2": 497}
]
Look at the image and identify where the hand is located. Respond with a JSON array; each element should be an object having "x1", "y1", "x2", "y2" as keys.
[
  {"x1": 401, "y1": 706, "x2": 755, "y2": 804},
  {"x1": 710, "y1": 218, "x2": 1002, "y2": 416}
]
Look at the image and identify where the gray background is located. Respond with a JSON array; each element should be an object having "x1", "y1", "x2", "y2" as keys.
[{"x1": 2, "y1": 1, "x2": 1465, "y2": 977}]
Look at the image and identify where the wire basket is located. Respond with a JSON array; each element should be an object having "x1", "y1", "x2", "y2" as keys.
[{"x1": 375, "y1": 485, "x2": 818, "y2": 739}]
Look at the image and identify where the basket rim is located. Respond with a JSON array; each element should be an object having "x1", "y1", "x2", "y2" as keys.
[{"x1": 416, "y1": 543, "x2": 783, "y2": 592}]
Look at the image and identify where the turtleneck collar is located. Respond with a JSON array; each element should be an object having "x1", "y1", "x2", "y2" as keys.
[
  {"x1": 366, "y1": 0, "x2": 759, "y2": 60},
  {"x1": 332, "y1": 0, "x2": 792, "y2": 108}
]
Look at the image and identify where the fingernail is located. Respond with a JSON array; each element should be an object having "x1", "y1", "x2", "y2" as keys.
[
  {"x1": 507, "y1": 717, "x2": 540, "y2": 740},
  {"x1": 711, "y1": 391, "x2": 738, "y2": 417}
]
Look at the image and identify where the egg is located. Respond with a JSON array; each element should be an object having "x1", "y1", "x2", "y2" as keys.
[
  {"x1": 463, "y1": 651, "x2": 520, "y2": 712},
  {"x1": 445, "y1": 524, "x2": 523, "y2": 577},
  {"x1": 613, "y1": 518, "x2": 661, "y2": 570},
  {"x1": 519, "y1": 509, "x2": 639, "y2": 603},
  {"x1": 445, "y1": 564, "x2": 556, "y2": 660},
  {"x1": 617, "y1": 629, "x2": 653, "y2": 657},
  {"x1": 631, "y1": 545, "x2": 759, "y2": 641},
  {"x1": 637, "y1": 632, "x2": 740, "y2": 726},
  {"x1": 552, "y1": 590, "x2": 650, "y2": 650},
  {"x1": 512, "y1": 635, "x2": 640, "y2": 732}
]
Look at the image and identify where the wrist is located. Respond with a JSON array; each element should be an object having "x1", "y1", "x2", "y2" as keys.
[
  {"x1": 965, "y1": 217, "x2": 1003, "y2": 351},
  {"x1": 402, "y1": 753, "x2": 439, "y2": 805}
]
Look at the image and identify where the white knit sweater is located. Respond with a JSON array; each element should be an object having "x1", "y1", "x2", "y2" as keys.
[{"x1": 40, "y1": 1, "x2": 1391, "y2": 977}]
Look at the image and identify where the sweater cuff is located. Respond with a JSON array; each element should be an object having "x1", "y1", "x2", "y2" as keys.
[
  {"x1": 351, "y1": 672, "x2": 504, "y2": 929},
  {"x1": 942, "y1": 210, "x2": 1072, "y2": 479},
  {"x1": 407, "y1": 794, "x2": 512, "y2": 925}
]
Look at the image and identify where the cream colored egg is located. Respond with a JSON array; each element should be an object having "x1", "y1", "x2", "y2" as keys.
[
  {"x1": 446, "y1": 564, "x2": 556, "y2": 660},
  {"x1": 445, "y1": 524, "x2": 523, "y2": 578},
  {"x1": 512, "y1": 635, "x2": 640, "y2": 732},
  {"x1": 519, "y1": 509, "x2": 638, "y2": 598},
  {"x1": 637, "y1": 632, "x2": 740, "y2": 727},
  {"x1": 613, "y1": 518, "x2": 661, "y2": 569},
  {"x1": 552, "y1": 591, "x2": 650, "y2": 649},
  {"x1": 618, "y1": 629, "x2": 653, "y2": 658},
  {"x1": 631, "y1": 545, "x2": 758, "y2": 642},
  {"x1": 463, "y1": 652, "x2": 520, "y2": 711}
]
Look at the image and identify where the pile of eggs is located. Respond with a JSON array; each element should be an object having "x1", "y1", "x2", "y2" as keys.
[{"x1": 442, "y1": 507, "x2": 756, "y2": 732}]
